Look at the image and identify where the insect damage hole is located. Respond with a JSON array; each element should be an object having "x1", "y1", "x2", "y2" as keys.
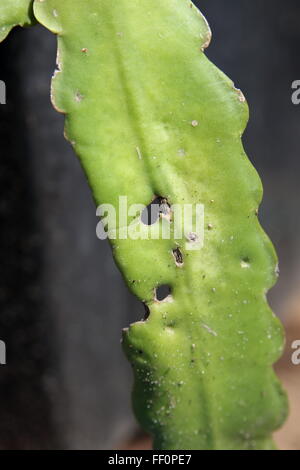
[
  {"x1": 141, "y1": 196, "x2": 170, "y2": 225},
  {"x1": 143, "y1": 303, "x2": 150, "y2": 320},
  {"x1": 241, "y1": 256, "x2": 251, "y2": 269},
  {"x1": 173, "y1": 247, "x2": 184, "y2": 267},
  {"x1": 155, "y1": 285, "x2": 171, "y2": 302}
]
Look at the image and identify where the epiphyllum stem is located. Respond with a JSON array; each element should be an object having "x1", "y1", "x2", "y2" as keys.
[{"x1": 0, "y1": 0, "x2": 288, "y2": 450}]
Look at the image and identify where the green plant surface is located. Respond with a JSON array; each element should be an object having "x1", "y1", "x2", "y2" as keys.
[
  {"x1": 1, "y1": 0, "x2": 288, "y2": 450},
  {"x1": 0, "y1": 0, "x2": 35, "y2": 41}
]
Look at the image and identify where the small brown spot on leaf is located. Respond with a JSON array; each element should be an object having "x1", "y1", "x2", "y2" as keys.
[{"x1": 75, "y1": 91, "x2": 84, "y2": 102}]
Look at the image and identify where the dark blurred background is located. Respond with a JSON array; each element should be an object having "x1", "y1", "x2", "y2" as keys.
[{"x1": 0, "y1": 0, "x2": 299, "y2": 449}]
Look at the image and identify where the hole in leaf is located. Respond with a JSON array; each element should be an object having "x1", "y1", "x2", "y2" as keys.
[
  {"x1": 141, "y1": 196, "x2": 170, "y2": 225},
  {"x1": 143, "y1": 303, "x2": 150, "y2": 320},
  {"x1": 241, "y1": 256, "x2": 250, "y2": 268},
  {"x1": 155, "y1": 284, "x2": 171, "y2": 301},
  {"x1": 173, "y1": 247, "x2": 183, "y2": 266}
]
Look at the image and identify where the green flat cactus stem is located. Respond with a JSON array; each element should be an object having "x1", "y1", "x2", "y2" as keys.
[
  {"x1": 0, "y1": 0, "x2": 35, "y2": 41},
  {"x1": 1, "y1": 0, "x2": 288, "y2": 450}
]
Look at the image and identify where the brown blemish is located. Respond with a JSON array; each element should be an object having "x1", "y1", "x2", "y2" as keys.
[
  {"x1": 75, "y1": 91, "x2": 84, "y2": 102},
  {"x1": 186, "y1": 232, "x2": 199, "y2": 243},
  {"x1": 172, "y1": 247, "x2": 184, "y2": 267},
  {"x1": 236, "y1": 88, "x2": 246, "y2": 102},
  {"x1": 201, "y1": 31, "x2": 212, "y2": 51}
]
